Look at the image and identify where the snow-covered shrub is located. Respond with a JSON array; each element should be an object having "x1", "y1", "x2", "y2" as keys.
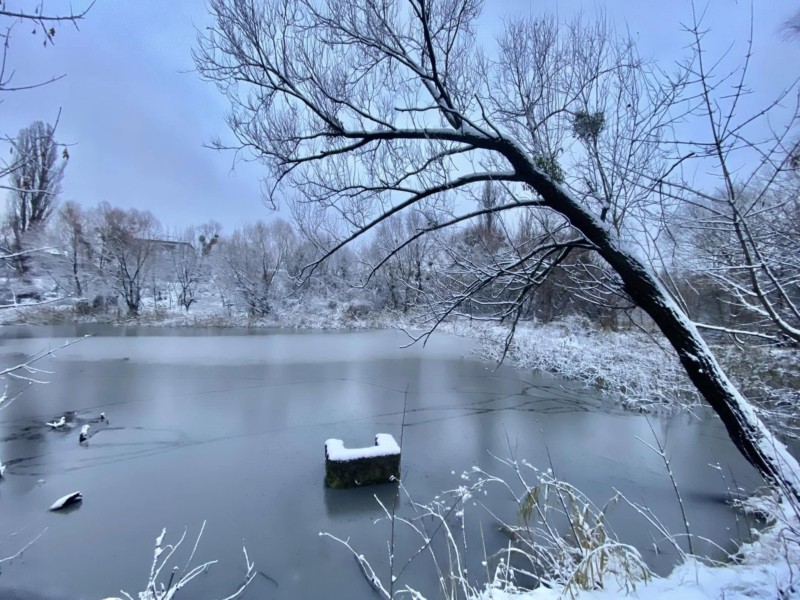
[
  {"x1": 324, "y1": 461, "x2": 800, "y2": 600},
  {"x1": 344, "y1": 300, "x2": 373, "y2": 320},
  {"x1": 713, "y1": 345, "x2": 800, "y2": 439},
  {"x1": 473, "y1": 461, "x2": 650, "y2": 597},
  {"x1": 322, "y1": 459, "x2": 650, "y2": 600}
]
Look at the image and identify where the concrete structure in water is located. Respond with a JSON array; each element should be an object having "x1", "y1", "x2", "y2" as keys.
[{"x1": 325, "y1": 433, "x2": 401, "y2": 488}]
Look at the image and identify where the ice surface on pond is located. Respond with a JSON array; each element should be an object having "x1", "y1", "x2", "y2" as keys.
[
  {"x1": 0, "y1": 326, "x2": 770, "y2": 599},
  {"x1": 0, "y1": 327, "x2": 475, "y2": 367}
]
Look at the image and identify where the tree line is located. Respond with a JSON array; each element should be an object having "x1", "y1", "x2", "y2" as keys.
[{"x1": 2, "y1": 120, "x2": 797, "y2": 353}]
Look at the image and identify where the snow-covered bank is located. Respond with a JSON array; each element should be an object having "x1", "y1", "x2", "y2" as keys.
[
  {"x1": 0, "y1": 297, "x2": 392, "y2": 330},
  {"x1": 438, "y1": 317, "x2": 699, "y2": 410},
  {"x1": 472, "y1": 492, "x2": 799, "y2": 600},
  {"x1": 438, "y1": 318, "x2": 800, "y2": 435}
]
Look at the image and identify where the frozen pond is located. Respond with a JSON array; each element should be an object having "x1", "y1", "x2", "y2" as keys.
[{"x1": 0, "y1": 326, "x2": 766, "y2": 599}]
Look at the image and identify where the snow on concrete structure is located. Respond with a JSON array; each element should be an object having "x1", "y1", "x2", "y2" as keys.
[{"x1": 325, "y1": 433, "x2": 401, "y2": 488}]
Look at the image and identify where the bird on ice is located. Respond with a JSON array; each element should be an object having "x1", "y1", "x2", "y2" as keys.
[
  {"x1": 0, "y1": 461, "x2": 5, "y2": 478},
  {"x1": 79, "y1": 424, "x2": 90, "y2": 444},
  {"x1": 46, "y1": 416, "x2": 66, "y2": 429}
]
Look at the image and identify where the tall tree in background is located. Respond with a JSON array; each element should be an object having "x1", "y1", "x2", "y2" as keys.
[
  {"x1": 169, "y1": 228, "x2": 204, "y2": 311},
  {"x1": 366, "y1": 209, "x2": 438, "y2": 313},
  {"x1": 45, "y1": 200, "x2": 94, "y2": 296},
  {"x1": 6, "y1": 121, "x2": 66, "y2": 272},
  {"x1": 785, "y1": 7, "x2": 800, "y2": 38},
  {"x1": 96, "y1": 203, "x2": 161, "y2": 317},
  {"x1": 196, "y1": 0, "x2": 800, "y2": 500},
  {"x1": 472, "y1": 181, "x2": 503, "y2": 249},
  {"x1": 218, "y1": 219, "x2": 296, "y2": 317}
]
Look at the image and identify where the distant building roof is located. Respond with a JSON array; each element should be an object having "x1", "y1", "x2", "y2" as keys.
[{"x1": 138, "y1": 238, "x2": 196, "y2": 252}]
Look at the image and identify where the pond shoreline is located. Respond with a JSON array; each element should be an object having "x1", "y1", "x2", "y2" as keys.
[{"x1": 6, "y1": 303, "x2": 795, "y2": 419}]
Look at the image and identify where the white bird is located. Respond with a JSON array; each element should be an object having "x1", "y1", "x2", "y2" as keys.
[
  {"x1": 49, "y1": 491, "x2": 82, "y2": 511},
  {"x1": 79, "y1": 424, "x2": 90, "y2": 444},
  {"x1": 0, "y1": 461, "x2": 5, "y2": 478},
  {"x1": 46, "y1": 416, "x2": 66, "y2": 429}
]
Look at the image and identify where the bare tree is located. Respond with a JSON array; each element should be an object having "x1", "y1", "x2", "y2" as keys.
[
  {"x1": 673, "y1": 179, "x2": 800, "y2": 345},
  {"x1": 195, "y1": 0, "x2": 800, "y2": 500},
  {"x1": 653, "y1": 13, "x2": 800, "y2": 347},
  {"x1": 365, "y1": 209, "x2": 439, "y2": 313},
  {"x1": 475, "y1": 181, "x2": 503, "y2": 244},
  {"x1": 0, "y1": 2, "x2": 93, "y2": 301},
  {"x1": 40, "y1": 200, "x2": 96, "y2": 297},
  {"x1": 95, "y1": 203, "x2": 161, "y2": 317},
  {"x1": 218, "y1": 219, "x2": 296, "y2": 317},
  {"x1": 0, "y1": 2, "x2": 93, "y2": 194},
  {"x1": 784, "y1": 7, "x2": 800, "y2": 39},
  {"x1": 0, "y1": 1, "x2": 94, "y2": 94},
  {"x1": 167, "y1": 227, "x2": 204, "y2": 311},
  {"x1": 5, "y1": 121, "x2": 66, "y2": 272}
]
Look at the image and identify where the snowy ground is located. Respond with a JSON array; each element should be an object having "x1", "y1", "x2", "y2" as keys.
[{"x1": 437, "y1": 317, "x2": 699, "y2": 411}]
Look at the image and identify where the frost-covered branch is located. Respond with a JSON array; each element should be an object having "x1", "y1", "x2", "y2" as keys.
[
  {"x1": 109, "y1": 522, "x2": 256, "y2": 600},
  {"x1": 0, "y1": 336, "x2": 87, "y2": 410}
]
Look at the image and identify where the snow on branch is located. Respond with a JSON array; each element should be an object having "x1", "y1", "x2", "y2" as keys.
[
  {"x1": 0, "y1": 336, "x2": 88, "y2": 410},
  {"x1": 108, "y1": 522, "x2": 256, "y2": 600}
]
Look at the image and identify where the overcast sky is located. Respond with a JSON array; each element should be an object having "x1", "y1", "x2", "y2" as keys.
[{"x1": 2, "y1": 0, "x2": 797, "y2": 233}]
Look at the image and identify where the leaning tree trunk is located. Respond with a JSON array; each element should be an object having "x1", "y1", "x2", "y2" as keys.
[{"x1": 508, "y1": 143, "x2": 800, "y2": 503}]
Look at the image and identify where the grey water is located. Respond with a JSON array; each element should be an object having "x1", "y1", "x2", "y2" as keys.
[{"x1": 0, "y1": 326, "x2": 766, "y2": 599}]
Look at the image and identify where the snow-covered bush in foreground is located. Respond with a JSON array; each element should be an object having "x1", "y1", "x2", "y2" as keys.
[
  {"x1": 323, "y1": 459, "x2": 800, "y2": 600},
  {"x1": 322, "y1": 460, "x2": 652, "y2": 600},
  {"x1": 479, "y1": 491, "x2": 799, "y2": 599},
  {"x1": 481, "y1": 461, "x2": 652, "y2": 597}
]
